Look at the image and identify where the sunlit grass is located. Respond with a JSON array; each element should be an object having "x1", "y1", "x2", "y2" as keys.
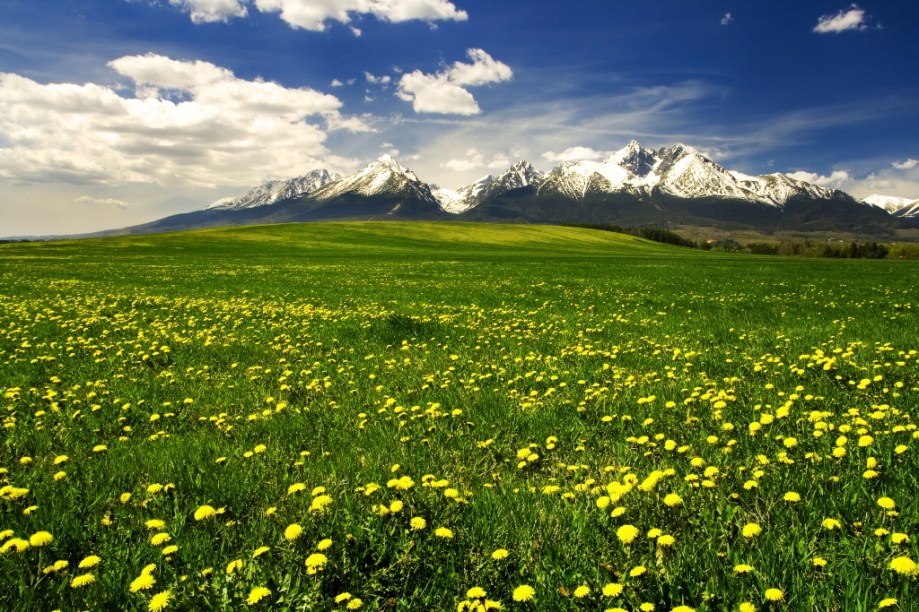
[{"x1": 1, "y1": 222, "x2": 917, "y2": 610}]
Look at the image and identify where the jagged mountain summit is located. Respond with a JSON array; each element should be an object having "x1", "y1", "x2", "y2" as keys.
[
  {"x1": 312, "y1": 155, "x2": 439, "y2": 207},
  {"x1": 536, "y1": 141, "x2": 840, "y2": 206},
  {"x1": 864, "y1": 194, "x2": 919, "y2": 218},
  {"x1": 207, "y1": 170, "x2": 338, "y2": 211},
  {"x1": 434, "y1": 161, "x2": 542, "y2": 213}
]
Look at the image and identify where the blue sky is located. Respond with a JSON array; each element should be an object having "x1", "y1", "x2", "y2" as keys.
[{"x1": 1, "y1": 0, "x2": 918, "y2": 235}]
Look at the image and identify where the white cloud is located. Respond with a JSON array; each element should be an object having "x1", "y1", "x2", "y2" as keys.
[
  {"x1": 720, "y1": 12, "x2": 733, "y2": 26},
  {"x1": 396, "y1": 49, "x2": 513, "y2": 115},
  {"x1": 365, "y1": 72, "x2": 392, "y2": 85},
  {"x1": 0, "y1": 54, "x2": 369, "y2": 190},
  {"x1": 330, "y1": 78, "x2": 344, "y2": 87},
  {"x1": 893, "y1": 158, "x2": 918, "y2": 170},
  {"x1": 75, "y1": 195, "x2": 129, "y2": 209},
  {"x1": 813, "y1": 5, "x2": 868, "y2": 34},
  {"x1": 442, "y1": 148, "x2": 484, "y2": 172},
  {"x1": 542, "y1": 146, "x2": 607, "y2": 163},
  {"x1": 786, "y1": 169, "x2": 852, "y2": 188},
  {"x1": 168, "y1": 0, "x2": 248, "y2": 23},
  {"x1": 251, "y1": 0, "x2": 467, "y2": 31}
]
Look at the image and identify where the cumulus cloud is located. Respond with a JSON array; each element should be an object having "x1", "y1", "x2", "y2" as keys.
[
  {"x1": 786, "y1": 169, "x2": 852, "y2": 188},
  {"x1": 168, "y1": 0, "x2": 248, "y2": 23},
  {"x1": 720, "y1": 13, "x2": 733, "y2": 26},
  {"x1": 442, "y1": 148, "x2": 484, "y2": 172},
  {"x1": 0, "y1": 54, "x2": 370, "y2": 189},
  {"x1": 365, "y1": 72, "x2": 391, "y2": 85},
  {"x1": 541, "y1": 146, "x2": 607, "y2": 163},
  {"x1": 250, "y1": 0, "x2": 467, "y2": 31},
  {"x1": 813, "y1": 5, "x2": 868, "y2": 34},
  {"x1": 396, "y1": 49, "x2": 513, "y2": 115},
  {"x1": 893, "y1": 158, "x2": 918, "y2": 170}
]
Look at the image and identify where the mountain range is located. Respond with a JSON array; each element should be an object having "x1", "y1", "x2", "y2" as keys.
[{"x1": 116, "y1": 141, "x2": 918, "y2": 237}]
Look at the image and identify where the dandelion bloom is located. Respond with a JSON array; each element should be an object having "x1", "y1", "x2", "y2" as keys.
[
  {"x1": 891, "y1": 533, "x2": 910, "y2": 545},
  {"x1": 194, "y1": 505, "x2": 217, "y2": 521},
  {"x1": 812, "y1": 557, "x2": 827, "y2": 568},
  {"x1": 603, "y1": 583, "x2": 624, "y2": 597},
  {"x1": 130, "y1": 573, "x2": 156, "y2": 592},
  {"x1": 247, "y1": 586, "x2": 271, "y2": 605},
  {"x1": 573, "y1": 585, "x2": 590, "y2": 598},
  {"x1": 878, "y1": 599, "x2": 897, "y2": 609},
  {"x1": 616, "y1": 524, "x2": 639, "y2": 544},
  {"x1": 435, "y1": 527, "x2": 454, "y2": 539},
  {"x1": 161, "y1": 545, "x2": 178, "y2": 556},
  {"x1": 79, "y1": 555, "x2": 101, "y2": 569},
  {"x1": 29, "y1": 531, "x2": 53, "y2": 547},
  {"x1": 783, "y1": 492, "x2": 800, "y2": 502},
  {"x1": 287, "y1": 483, "x2": 306, "y2": 495},
  {"x1": 491, "y1": 548, "x2": 509, "y2": 560},
  {"x1": 305, "y1": 553, "x2": 328, "y2": 571},
  {"x1": 284, "y1": 523, "x2": 303, "y2": 541},
  {"x1": 512, "y1": 585, "x2": 535, "y2": 602},
  {"x1": 148, "y1": 590, "x2": 172, "y2": 611},
  {"x1": 733, "y1": 564, "x2": 754, "y2": 574},
  {"x1": 672, "y1": 606, "x2": 695, "y2": 612},
  {"x1": 467, "y1": 587, "x2": 487, "y2": 599},
  {"x1": 741, "y1": 523, "x2": 761, "y2": 538},
  {"x1": 889, "y1": 556, "x2": 918, "y2": 575},
  {"x1": 764, "y1": 589, "x2": 784, "y2": 602},
  {"x1": 145, "y1": 519, "x2": 166, "y2": 530},
  {"x1": 310, "y1": 495, "x2": 333, "y2": 512},
  {"x1": 347, "y1": 599, "x2": 363, "y2": 610},
  {"x1": 629, "y1": 566, "x2": 647, "y2": 577},
  {"x1": 226, "y1": 559, "x2": 244, "y2": 574},
  {"x1": 252, "y1": 546, "x2": 270, "y2": 558},
  {"x1": 657, "y1": 534, "x2": 675, "y2": 547},
  {"x1": 663, "y1": 493, "x2": 683, "y2": 507},
  {"x1": 150, "y1": 533, "x2": 171, "y2": 546},
  {"x1": 335, "y1": 593, "x2": 352, "y2": 603},
  {"x1": 821, "y1": 518, "x2": 841, "y2": 530},
  {"x1": 877, "y1": 497, "x2": 896, "y2": 510},
  {"x1": 738, "y1": 603, "x2": 757, "y2": 612},
  {"x1": 410, "y1": 517, "x2": 427, "y2": 530},
  {"x1": 70, "y1": 573, "x2": 96, "y2": 588}
]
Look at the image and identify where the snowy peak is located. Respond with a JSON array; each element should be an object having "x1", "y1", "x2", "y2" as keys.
[
  {"x1": 863, "y1": 194, "x2": 919, "y2": 216},
  {"x1": 435, "y1": 161, "x2": 543, "y2": 214},
  {"x1": 206, "y1": 169, "x2": 337, "y2": 210},
  {"x1": 313, "y1": 155, "x2": 437, "y2": 204}
]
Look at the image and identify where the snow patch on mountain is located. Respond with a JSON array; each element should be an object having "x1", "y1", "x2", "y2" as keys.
[
  {"x1": 863, "y1": 194, "x2": 919, "y2": 215},
  {"x1": 312, "y1": 155, "x2": 438, "y2": 204},
  {"x1": 436, "y1": 161, "x2": 542, "y2": 213},
  {"x1": 207, "y1": 170, "x2": 337, "y2": 210}
]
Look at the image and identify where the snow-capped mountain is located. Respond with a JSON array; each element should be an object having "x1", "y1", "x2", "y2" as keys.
[
  {"x1": 312, "y1": 155, "x2": 439, "y2": 206},
  {"x1": 434, "y1": 161, "x2": 542, "y2": 213},
  {"x1": 207, "y1": 170, "x2": 338, "y2": 211},
  {"x1": 864, "y1": 194, "x2": 919, "y2": 217},
  {"x1": 535, "y1": 140, "x2": 847, "y2": 207}
]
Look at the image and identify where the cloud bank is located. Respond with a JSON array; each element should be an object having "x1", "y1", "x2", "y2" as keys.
[
  {"x1": 0, "y1": 54, "x2": 370, "y2": 188},
  {"x1": 167, "y1": 0, "x2": 468, "y2": 30}
]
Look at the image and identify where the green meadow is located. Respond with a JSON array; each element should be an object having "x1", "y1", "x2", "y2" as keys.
[{"x1": 1, "y1": 222, "x2": 917, "y2": 611}]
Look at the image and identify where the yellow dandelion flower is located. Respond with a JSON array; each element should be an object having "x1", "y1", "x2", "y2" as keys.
[
  {"x1": 812, "y1": 557, "x2": 827, "y2": 568},
  {"x1": 435, "y1": 527, "x2": 454, "y2": 539},
  {"x1": 252, "y1": 546, "x2": 270, "y2": 558},
  {"x1": 120, "y1": 492, "x2": 132, "y2": 504},
  {"x1": 783, "y1": 491, "x2": 800, "y2": 502},
  {"x1": 305, "y1": 553, "x2": 328, "y2": 571},
  {"x1": 741, "y1": 523, "x2": 761, "y2": 538},
  {"x1": 130, "y1": 572, "x2": 156, "y2": 593},
  {"x1": 657, "y1": 534, "x2": 675, "y2": 547},
  {"x1": 226, "y1": 559, "x2": 244, "y2": 574},
  {"x1": 889, "y1": 556, "x2": 918, "y2": 575},
  {"x1": 512, "y1": 585, "x2": 535, "y2": 602},
  {"x1": 877, "y1": 497, "x2": 896, "y2": 510},
  {"x1": 287, "y1": 483, "x2": 306, "y2": 495},
  {"x1": 284, "y1": 523, "x2": 303, "y2": 541},
  {"x1": 891, "y1": 533, "x2": 910, "y2": 545},
  {"x1": 335, "y1": 593, "x2": 352, "y2": 603},
  {"x1": 616, "y1": 524, "x2": 639, "y2": 544},
  {"x1": 629, "y1": 565, "x2": 647, "y2": 577},
  {"x1": 161, "y1": 545, "x2": 178, "y2": 556},
  {"x1": 310, "y1": 495, "x2": 333, "y2": 512},
  {"x1": 603, "y1": 583, "x2": 624, "y2": 597},
  {"x1": 573, "y1": 585, "x2": 590, "y2": 598},
  {"x1": 145, "y1": 519, "x2": 165, "y2": 530},
  {"x1": 148, "y1": 589, "x2": 172, "y2": 611},
  {"x1": 672, "y1": 606, "x2": 695, "y2": 612},
  {"x1": 764, "y1": 588, "x2": 784, "y2": 602},
  {"x1": 150, "y1": 533, "x2": 171, "y2": 546},
  {"x1": 491, "y1": 548, "x2": 509, "y2": 560},
  {"x1": 822, "y1": 518, "x2": 841, "y2": 530},
  {"x1": 78, "y1": 555, "x2": 101, "y2": 569},
  {"x1": 733, "y1": 564, "x2": 754, "y2": 574},
  {"x1": 640, "y1": 603, "x2": 655, "y2": 611},
  {"x1": 388, "y1": 500, "x2": 403, "y2": 513},
  {"x1": 410, "y1": 517, "x2": 427, "y2": 530},
  {"x1": 739, "y1": 603, "x2": 757, "y2": 612},
  {"x1": 316, "y1": 538, "x2": 333, "y2": 551},
  {"x1": 467, "y1": 586, "x2": 487, "y2": 599},
  {"x1": 29, "y1": 531, "x2": 53, "y2": 547},
  {"x1": 247, "y1": 586, "x2": 271, "y2": 605},
  {"x1": 347, "y1": 599, "x2": 363, "y2": 610},
  {"x1": 647, "y1": 528, "x2": 663, "y2": 539},
  {"x1": 878, "y1": 598, "x2": 897, "y2": 609},
  {"x1": 194, "y1": 505, "x2": 217, "y2": 521},
  {"x1": 663, "y1": 493, "x2": 683, "y2": 507},
  {"x1": 70, "y1": 573, "x2": 96, "y2": 588}
]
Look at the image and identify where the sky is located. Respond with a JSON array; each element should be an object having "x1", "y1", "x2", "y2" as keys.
[{"x1": 1, "y1": 1, "x2": 918, "y2": 236}]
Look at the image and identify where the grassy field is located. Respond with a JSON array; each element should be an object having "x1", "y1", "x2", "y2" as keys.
[{"x1": 1, "y1": 221, "x2": 917, "y2": 611}]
